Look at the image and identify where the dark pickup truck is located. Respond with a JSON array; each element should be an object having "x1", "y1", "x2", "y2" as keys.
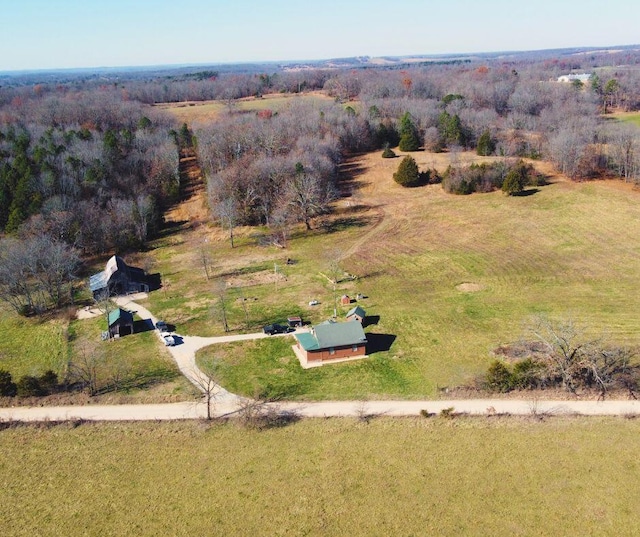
[{"x1": 263, "y1": 323, "x2": 289, "y2": 335}]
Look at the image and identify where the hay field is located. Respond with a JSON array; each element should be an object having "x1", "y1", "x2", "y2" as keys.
[
  {"x1": 2, "y1": 417, "x2": 640, "y2": 536},
  {"x1": 155, "y1": 92, "x2": 334, "y2": 125}
]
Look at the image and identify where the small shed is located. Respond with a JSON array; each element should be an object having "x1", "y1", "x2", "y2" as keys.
[
  {"x1": 346, "y1": 305, "x2": 366, "y2": 325},
  {"x1": 340, "y1": 295, "x2": 351, "y2": 306},
  {"x1": 108, "y1": 308, "x2": 134, "y2": 338}
]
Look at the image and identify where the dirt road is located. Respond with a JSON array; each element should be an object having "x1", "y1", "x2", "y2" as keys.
[
  {"x1": 3, "y1": 297, "x2": 636, "y2": 423},
  {"x1": 1, "y1": 398, "x2": 639, "y2": 422}
]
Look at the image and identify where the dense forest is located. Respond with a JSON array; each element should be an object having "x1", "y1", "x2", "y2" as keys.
[{"x1": 1, "y1": 47, "x2": 639, "y2": 312}]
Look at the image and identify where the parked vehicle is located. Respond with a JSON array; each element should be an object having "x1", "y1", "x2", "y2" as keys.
[
  {"x1": 162, "y1": 334, "x2": 175, "y2": 346},
  {"x1": 263, "y1": 324, "x2": 288, "y2": 335},
  {"x1": 156, "y1": 320, "x2": 168, "y2": 331}
]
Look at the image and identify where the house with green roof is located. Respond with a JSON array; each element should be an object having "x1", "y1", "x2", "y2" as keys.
[
  {"x1": 107, "y1": 308, "x2": 134, "y2": 338},
  {"x1": 346, "y1": 305, "x2": 366, "y2": 324},
  {"x1": 293, "y1": 320, "x2": 367, "y2": 368}
]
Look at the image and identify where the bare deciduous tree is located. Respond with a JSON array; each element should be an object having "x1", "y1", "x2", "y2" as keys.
[
  {"x1": 69, "y1": 342, "x2": 104, "y2": 396},
  {"x1": 287, "y1": 162, "x2": 332, "y2": 231},
  {"x1": 212, "y1": 280, "x2": 230, "y2": 333},
  {"x1": 530, "y1": 317, "x2": 588, "y2": 393},
  {"x1": 0, "y1": 235, "x2": 79, "y2": 314},
  {"x1": 191, "y1": 369, "x2": 220, "y2": 420},
  {"x1": 607, "y1": 123, "x2": 639, "y2": 182}
]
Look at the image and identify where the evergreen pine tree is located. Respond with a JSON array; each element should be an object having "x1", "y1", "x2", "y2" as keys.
[
  {"x1": 393, "y1": 156, "x2": 421, "y2": 187},
  {"x1": 398, "y1": 112, "x2": 421, "y2": 151},
  {"x1": 476, "y1": 129, "x2": 495, "y2": 156}
]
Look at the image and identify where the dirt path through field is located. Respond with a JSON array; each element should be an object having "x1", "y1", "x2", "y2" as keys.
[{"x1": 164, "y1": 146, "x2": 208, "y2": 225}]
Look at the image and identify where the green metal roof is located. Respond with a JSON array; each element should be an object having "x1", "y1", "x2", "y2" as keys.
[
  {"x1": 108, "y1": 308, "x2": 133, "y2": 326},
  {"x1": 295, "y1": 332, "x2": 321, "y2": 351},
  {"x1": 296, "y1": 321, "x2": 367, "y2": 351},
  {"x1": 346, "y1": 306, "x2": 366, "y2": 319}
]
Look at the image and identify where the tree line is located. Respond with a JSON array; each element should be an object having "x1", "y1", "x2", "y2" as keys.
[
  {"x1": 0, "y1": 89, "x2": 180, "y2": 313},
  {"x1": 1, "y1": 50, "x2": 639, "y2": 314}
]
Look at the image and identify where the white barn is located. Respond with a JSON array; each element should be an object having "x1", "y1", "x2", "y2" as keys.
[{"x1": 557, "y1": 73, "x2": 592, "y2": 83}]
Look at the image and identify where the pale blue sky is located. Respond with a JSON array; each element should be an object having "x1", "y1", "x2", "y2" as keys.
[{"x1": 1, "y1": 0, "x2": 638, "y2": 71}]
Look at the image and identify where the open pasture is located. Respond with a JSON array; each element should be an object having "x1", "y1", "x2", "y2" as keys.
[
  {"x1": 611, "y1": 110, "x2": 640, "y2": 127},
  {"x1": 2, "y1": 417, "x2": 640, "y2": 536},
  {"x1": 188, "y1": 148, "x2": 640, "y2": 398},
  {"x1": 155, "y1": 92, "x2": 334, "y2": 125}
]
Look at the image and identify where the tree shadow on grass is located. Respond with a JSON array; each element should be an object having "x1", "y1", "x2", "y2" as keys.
[
  {"x1": 366, "y1": 333, "x2": 397, "y2": 354},
  {"x1": 320, "y1": 216, "x2": 373, "y2": 234},
  {"x1": 513, "y1": 188, "x2": 540, "y2": 197}
]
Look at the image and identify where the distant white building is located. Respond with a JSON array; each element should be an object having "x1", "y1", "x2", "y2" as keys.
[{"x1": 557, "y1": 73, "x2": 592, "y2": 83}]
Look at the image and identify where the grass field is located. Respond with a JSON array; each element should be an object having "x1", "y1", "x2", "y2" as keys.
[
  {"x1": 0, "y1": 302, "x2": 197, "y2": 404},
  {"x1": 1, "y1": 417, "x2": 640, "y2": 536},
  {"x1": 611, "y1": 111, "x2": 640, "y2": 127},
  {"x1": 0, "y1": 304, "x2": 69, "y2": 378},
  {"x1": 66, "y1": 315, "x2": 197, "y2": 402},
  {"x1": 155, "y1": 92, "x2": 334, "y2": 125},
  {"x1": 172, "y1": 149, "x2": 640, "y2": 399}
]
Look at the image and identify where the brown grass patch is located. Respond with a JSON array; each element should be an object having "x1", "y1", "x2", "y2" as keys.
[{"x1": 456, "y1": 282, "x2": 484, "y2": 292}]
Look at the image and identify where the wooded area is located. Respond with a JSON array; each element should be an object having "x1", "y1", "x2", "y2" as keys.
[{"x1": 1, "y1": 48, "x2": 640, "y2": 313}]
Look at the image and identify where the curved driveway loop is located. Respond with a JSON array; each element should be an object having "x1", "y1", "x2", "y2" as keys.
[{"x1": 1, "y1": 298, "x2": 639, "y2": 422}]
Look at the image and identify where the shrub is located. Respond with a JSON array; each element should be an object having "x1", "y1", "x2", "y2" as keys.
[
  {"x1": 502, "y1": 169, "x2": 524, "y2": 195},
  {"x1": 374, "y1": 121, "x2": 399, "y2": 148},
  {"x1": 39, "y1": 370, "x2": 59, "y2": 394},
  {"x1": 17, "y1": 375, "x2": 46, "y2": 397},
  {"x1": 15, "y1": 370, "x2": 59, "y2": 397},
  {"x1": 440, "y1": 407, "x2": 456, "y2": 419},
  {"x1": 0, "y1": 370, "x2": 17, "y2": 397},
  {"x1": 512, "y1": 359, "x2": 544, "y2": 389},
  {"x1": 381, "y1": 144, "x2": 396, "y2": 158},
  {"x1": 441, "y1": 166, "x2": 475, "y2": 194},
  {"x1": 443, "y1": 160, "x2": 538, "y2": 195},
  {"x1": 393, "y1": 156, "x2": 421, "y2": 187},
  {"x1": 398, "y1": 131, "x2": 420, "y2": 152},
  {"x1": 17, "y1": 304, "x2": 36, "y2": 317},
  {"x1": 486, "y1": 360, "x2": 513, "y2": 392}
]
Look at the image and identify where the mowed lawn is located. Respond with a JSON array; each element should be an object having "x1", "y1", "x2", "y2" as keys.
[
  {"x1": 190, "y1": 149, "x2": 640, "y2": 399},
  {"x1": 2, "y1": 418, "x2": 640, "y2": 536}
]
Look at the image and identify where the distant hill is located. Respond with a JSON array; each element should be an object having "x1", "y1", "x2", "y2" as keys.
[{"x1": 1, "y1": 44, "x2": 639, "y2": 85}]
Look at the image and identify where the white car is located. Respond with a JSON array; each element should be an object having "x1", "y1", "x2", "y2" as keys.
[
  {"x1": 308, "y1": 299, "x2": 319, "y2": 306},
  {"x1": 162, "y1": 333, "x2": 175, "y2": 346}
]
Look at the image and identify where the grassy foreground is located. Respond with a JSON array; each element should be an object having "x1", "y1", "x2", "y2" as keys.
[{"x1": 1, "y1": 417, "x2": 640, "y2": 536}]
